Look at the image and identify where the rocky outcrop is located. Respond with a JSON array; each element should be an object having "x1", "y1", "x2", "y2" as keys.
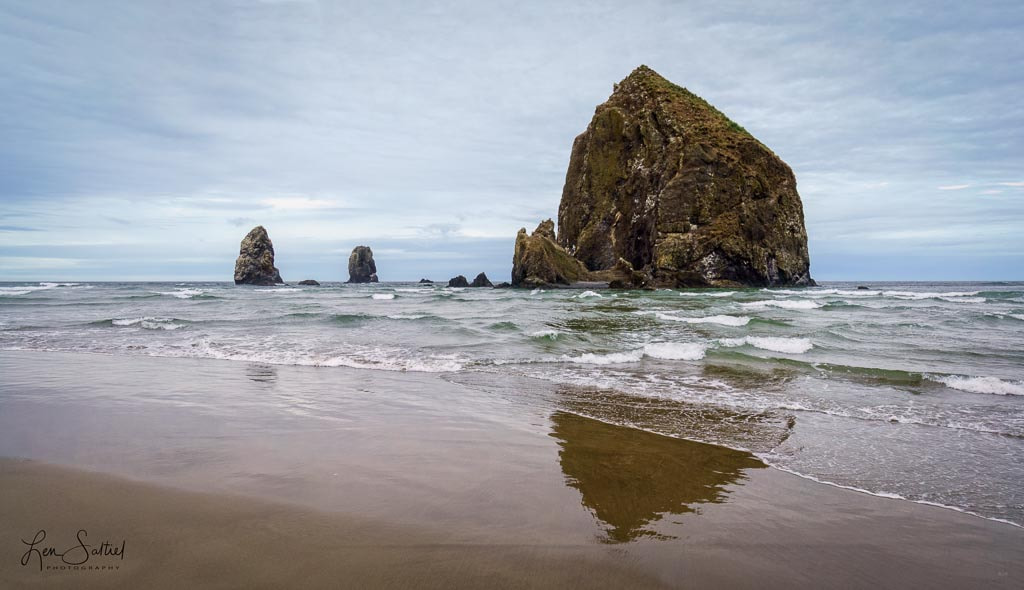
[
  {"x1": 511, "y1": 220, "x2": 590, "y2": 287},
  {"x1": 448, "y1": 275, "x2": 469, "y2": 287},
  {"x1": 347, "y1": 246, "x2": 378, "y2": 283},
  {"x1": 234, "y1": 226, "x2": 284, "y2": 286},
  {"x1": 470, "y1": 272, "x2": 493, "y2": 288},
  {"x1": 418, "y1": 278, "x2": 434, "y2": 284},
  {"x1": 530, "y1": 65, "x2": 812, "y2": 288},
  {"x1": 298, "y1": 279, "x2": 320, "y2": 286}
]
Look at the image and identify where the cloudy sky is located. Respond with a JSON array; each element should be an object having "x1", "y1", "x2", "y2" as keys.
[{"x1": 1, "y1": 0, "x2": 1021, "y2": 281}]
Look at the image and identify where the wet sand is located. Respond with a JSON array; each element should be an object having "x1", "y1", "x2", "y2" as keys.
[{"x1": 1, "y1": 350, "x2": 1022, "y2": 588}]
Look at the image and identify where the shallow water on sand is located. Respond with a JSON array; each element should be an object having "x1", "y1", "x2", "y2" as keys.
[{"x1": 1, "y1": 280, "x2": 1022, "y2": 525}]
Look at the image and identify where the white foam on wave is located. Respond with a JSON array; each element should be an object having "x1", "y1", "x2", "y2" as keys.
[
  {"x1": 0, "y1": 282, "x2": 79, "y2": 295},
  {"x1": 740, "y1": 299, "x2": 823, "y2": 310},
  {"x1": 656, "y1": 313, "x2": 751, "y2": 326},
  {"x1": 530, "y1": 329, "x2": 561, "y2": 340},
  {"x1": 1010, "y1": 314, "x2": 1024, "y2": 321},
  {"x1": 159, "y1": 288, "x2": 205, "y2": 299},
  {"x1": 530, "y1": 288, "x2": 544, "y2": 295},
  {"x1": 678, "y1": 291, "x2": 735, "y2": 298},
  {"x1": 882, "y1": 290, "x2": 980, "y2": 300},
  {"x1": 643, "y1": 342, "x2": 707, "y2": 360},
  {"x1": 566, "y1": 342, "x2": 706, "y2": 364},
  {"x1": 256, "y1": 287, "x2": 303, "y2": 293},
  {"x1": 935, "y1": 375, "x2": 1024, "y2": 396},
  {"x1": 371, "y1": 293, "x2": 395, "y2": 300},
  {"x1": 719, "y1": 336, "x2": 813, "y2": 354},
  {"x1": 939, "y1": 296, "x2": 985, "y2": 303},
  {"x1": 180, "y1": 339, "x2": 464, "y2": 372},
  {"x1": 575, "y1": 290, "x2": 603, "y2": 298},
  {"x1": 763, "y1": 288, "x2": 988, "y2": 302},
  {"x1": 112, "y1": 317, "x2": 184, "y2": 330}
]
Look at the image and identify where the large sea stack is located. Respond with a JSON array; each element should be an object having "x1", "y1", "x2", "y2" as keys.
[
  {"x1": 514, "y1": 65, "x2": 812, "y2": 288},
  {"x1": 234, "y1": 226, "x2": 283, "y2": 286},
  {"x1": 347, "y1": 246, "x2": 378, "y2": 283}
]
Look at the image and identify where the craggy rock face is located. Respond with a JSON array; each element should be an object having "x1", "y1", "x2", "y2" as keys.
[
  {"x1": 234, "y1": 226, "x2": 284, "y2": 286},
  {"x1": 511, "y1": 220, "x2": 589, "y2": 287},
  {"x1": 470, "y1": 272, "x2": 493, "y2": 288},
  {"x1": 448, "y1": 275, "x2": 469, "y2": 287},
  {"x1": 557, "y1": 65, "x2": 813, "y2": 287},
  {"x1": 347, "y1": 246, "x2": 378, "y2": 283}
]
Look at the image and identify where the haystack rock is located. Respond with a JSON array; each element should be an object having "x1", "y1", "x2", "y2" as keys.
[
  {"x1": 470, "y1": 272, "x2": 493, "y2": 287},
  {"x1": 347, "y1": 246, "x2": 378, "y2": 283},
  {"x1": 516, "y1": 65, "x2": 813, "y2": 288},
  {"x1": 233, "y1": 226, "x2": 283, "y2": 286}
]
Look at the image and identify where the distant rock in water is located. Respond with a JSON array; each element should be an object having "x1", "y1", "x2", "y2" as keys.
[
  {"x1": 512, "y1": 220, "x2": 589, "y2": 288},
  {"x1": 470, "y1": 272, "x2": 493, "y2": 288},
  {"x1": 516, "y1": 65, "x2": 813, "y2": 288},
  {"x1": 418, "y1": 278, "x2": 434, "y2": 284},
  {"x1": 493, "y1": 282, "x2": 512, "y2": 289},
  {"x1": 298, "y1": 279, "x2": 320, "y2": 286},
  {"x1": 234, "y1": 226, "x2": 284, "y2": 286},
  {"x1": 448, "y1": 275, "x2": 469, "y2": 287},
  {"x1": 347, "y1": 246, "x2": 378, "y2": 283}
]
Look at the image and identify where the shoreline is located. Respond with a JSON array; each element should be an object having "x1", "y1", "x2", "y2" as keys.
[
  {"x1": 2, "y1": 349, "x2": 1023, "y2": 587},
  {"x1": 1, "y1": 348, "x2": 1022, "y2": 531}
]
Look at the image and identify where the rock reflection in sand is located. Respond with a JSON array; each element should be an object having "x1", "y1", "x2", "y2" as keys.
[
  {"x1": 245, "y1": 364, "x2": 278, "y2": 384},
  {"x1": 550, "y1": 411, "x2": 764, "y2": 543}
]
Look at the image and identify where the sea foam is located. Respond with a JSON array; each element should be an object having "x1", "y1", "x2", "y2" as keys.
[
  {"x1": 566, "y1": 342, "x2": 706, "y2": 364},
  {"x1": 719, "y1": 336, "x2": 813, "y2": 354},
  {"x1": 740, "y1": 299, "x2": 823, "y2": 310},
  {"x1": 656, "y1": 313, "x2": 751, "y2": 326},
  {"x1": 936, "y1": 375, "x2": 1024, "y2": 396}
]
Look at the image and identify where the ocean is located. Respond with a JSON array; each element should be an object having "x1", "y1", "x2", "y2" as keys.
[{"x1": 1, "y1": 280, "x2": 1022, "y2": 526}]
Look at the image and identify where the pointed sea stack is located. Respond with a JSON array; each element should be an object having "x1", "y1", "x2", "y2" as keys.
[
  {"x1": 520, "y1": 65, "x2": 813, "y2": 288},
  {"x1": 234, "y1": 226, "x2": 283, "y2": 286},
  {"x1": 470, "y1": 272, "x2": 493, "y2": 288},
  {"x1": 347, "y1": 246, "x2": 378, "y2": 283},
  {"x1": 511, "y1": 220, "x2": 588, "y2": 287}
]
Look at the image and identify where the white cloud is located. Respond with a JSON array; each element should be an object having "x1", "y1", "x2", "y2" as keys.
[
  {"x1": 937, "y1": 184, "x2": 971, "y2": 190},
  {"x1": 260, "y1": 197, "x2": 343, "y2": 210}
]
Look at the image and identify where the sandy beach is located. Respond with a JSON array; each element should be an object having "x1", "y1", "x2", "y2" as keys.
[{"x1": 1, "y1": 350, "x2": 1022, "y2": 588}]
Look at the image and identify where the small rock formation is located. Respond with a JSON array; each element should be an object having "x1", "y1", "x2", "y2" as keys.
[
  {"x1": 514, "y1": 65, "x2": 813, "y2": 288},
  {"x1": 448, "y1": 275, "x2": 469, "y2": 287},
  {"x1": 347, "y1": 246, "x2": 378, "y2": 283},
  {"x1": 418, "y1": 278, "x2": 434, "y2": 284},
  {"x1": 234, "y1": 226, "x2": 283, "y2": 286},
  {"x1": 470, "y1": 272, "x2": 493, "y2": 288},
  {"x1": 298, "y1": 279, "x2": 320, "y2": 286},
  {"x1": 493, "y1": 282, "x2": 512, "y2": 288},
  {"x1": 511, "y1": 220, "x2": 590, "y2": 288},
  {"x1": 857, "y1": 285, "x2": 870, "y2": 290}
]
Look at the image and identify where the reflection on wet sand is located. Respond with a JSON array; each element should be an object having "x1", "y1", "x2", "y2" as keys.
[
  {"x1": 246, "y1": 363, "x2": 278, "y2": 383},
  {"x1": 550, "y1": 411, "x2": 764, "y2": 543},
  {"x1": 556, "y1": 385, "x2": 794, "y2": 453}
]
